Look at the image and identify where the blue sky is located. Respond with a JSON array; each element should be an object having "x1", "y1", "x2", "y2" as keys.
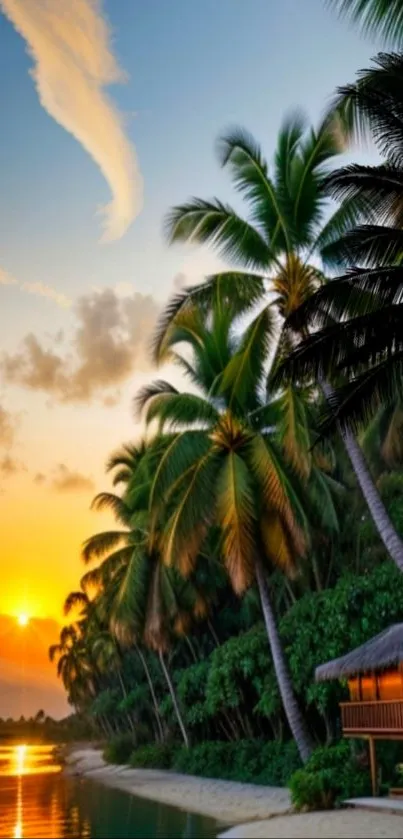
[
  {"x1": 0, "y1": 0, "x2": 377, "y2": 321},
  {"x1": 0, "y1": 0, "x2": 381, "y2": 644}
]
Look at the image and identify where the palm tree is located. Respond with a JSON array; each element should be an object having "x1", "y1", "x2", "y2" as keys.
[
  {"x1": 82, "y1": 452, "x2": 212, "y2": 748},
  {"x1": 140, "y1": 295, "x2": 317, "y2": 761},
  {"x1": 276, "y1": 53, "x2": 403, "y2": 572},
  {"x1": 158, "y1": 111, "x2": 403, "y2": 573},
  {"x1": 49, "y1": 624, "x2": 95, "y2": 715},
  {"x1": 327, "y1": 0, "x2": 403, "y2": 47}
]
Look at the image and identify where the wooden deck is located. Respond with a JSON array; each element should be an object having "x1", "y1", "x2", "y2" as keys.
[{"x1": 341, "y1": 699, "x2": 403, "y2": 735}]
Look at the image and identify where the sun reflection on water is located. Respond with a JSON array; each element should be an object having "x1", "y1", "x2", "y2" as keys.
[{"x1": 0, "y1": 744, "x2": 62, "y2": 839}]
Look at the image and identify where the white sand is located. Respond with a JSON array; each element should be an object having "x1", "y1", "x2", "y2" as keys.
[
  {"x1": 219, "y1": 809, "x2": 403, "y2": 838},
  {"x1": 67, "y1": 748, "x2": 403, "y2": 837},
  {"x1": 66, "y1": 748, "x2": 291, "y2": 823}
]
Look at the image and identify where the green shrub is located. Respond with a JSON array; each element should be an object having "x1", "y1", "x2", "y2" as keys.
[
  {"x1": 289, "y1": 768, "x2": 337, "y2": 811},
  {"x1": 289, "y1": 742, "x2": 371, "y2": 811},
  {"x1": 103, "y1": 733, "x2": 137, "y2": 765},
  {"x1": 129, "y1": 743, "x2": 175, "y2": 770},
  {"x1": 173, "y1": 739, "x2": 301, "y2": 785}
]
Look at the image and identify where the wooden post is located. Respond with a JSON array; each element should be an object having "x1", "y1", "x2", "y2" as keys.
[{"x1": 369, "y1": 736, "x2": 378, "y2": 796}]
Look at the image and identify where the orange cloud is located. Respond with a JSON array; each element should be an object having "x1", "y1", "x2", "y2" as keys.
[
  {"x1": 0, "y1": 0, "x2": 142, "y2": 241},
  {"x1": 0, "y1": 405, "x2": 16, "y2": 447},
  {"x1": 51, "y1": 464, "x2": 94, "y2": 494}
]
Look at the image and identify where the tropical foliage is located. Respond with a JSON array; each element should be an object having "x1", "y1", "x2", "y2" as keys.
[{"x1": 52, "y1": 10, "x2": 403, "y2": 796}]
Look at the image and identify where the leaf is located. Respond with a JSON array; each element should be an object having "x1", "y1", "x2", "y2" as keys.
[
  {"x1": 216, "y1": 451, "x2": 257, "y2": 595},
  {"x1": 221, "y1": 307, "x2": 277, "y2": 410},
  {"x1": 164, "y1": 197, "x2": 270, "y2": 269},
  {"x1": 327, "y1": 1, "x2": 403, "y2": 49},
  {"x1": 162, "y1": 447, "x2": 221, "y2": 575},
  {"x1": 217, "y1": 126, "x2": 291, "y2": 254},
  {"x1": 81, "y1": 531, "x2": 128, "y2": 565},
  {"x1": 276, "y1": 386, "x2": 312, "y2": 479}
]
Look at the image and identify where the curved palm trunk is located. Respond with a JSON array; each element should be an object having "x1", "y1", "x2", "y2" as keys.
[
  {"x1": 135, "y1": 645, "x2": 164, "y2": 743},
  {"x1": 343, "y1": 429, "x2": 403, "y2": 570},
  {"x1": 158, "y1": 650, "x2": 189, "y2": 748},
  {"x1": 321, "y1": 380, "x2": 403, "y2": 572},
  {"x1": 255, "y1": 556, "x2": 313, "y2": 763}
]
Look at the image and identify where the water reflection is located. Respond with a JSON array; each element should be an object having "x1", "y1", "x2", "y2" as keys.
[{"x1": 0, "y1": 744, "x2": 216, "y2": 838}]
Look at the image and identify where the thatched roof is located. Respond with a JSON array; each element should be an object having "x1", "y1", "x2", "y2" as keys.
[{"x1": 315, "y1": 624, "x2": 403, "y2": 682}]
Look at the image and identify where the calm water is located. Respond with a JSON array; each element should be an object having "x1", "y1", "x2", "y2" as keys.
[{"x1": 0, "y1": 745, "x2": 218, "y2": 838}]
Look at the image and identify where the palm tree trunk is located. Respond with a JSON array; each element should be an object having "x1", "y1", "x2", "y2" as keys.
[
  {"x1": 158, "y1": 650, "x2": 189, "y2": 748},
  {"x1": 135, "y1": 646, "x2": 164, "y2": 743},
  {"x1": 255, "y1": 556, "x2": 313, "y2": 763},
  {"x1": 207, "y1": 619, "x2": 220, "y2": 647},
  {"x1": 321, "y1": 380, "x2": 403, "y2": 572}
]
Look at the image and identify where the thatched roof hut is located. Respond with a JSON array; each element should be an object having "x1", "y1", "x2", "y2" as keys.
[{"x1": 315, "y1": 624, "x2": 403, "y2": 682}]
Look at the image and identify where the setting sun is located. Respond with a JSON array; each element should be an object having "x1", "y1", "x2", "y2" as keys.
[{"x1": 17, "y1": 614, "x2": 29, "y2": 628}]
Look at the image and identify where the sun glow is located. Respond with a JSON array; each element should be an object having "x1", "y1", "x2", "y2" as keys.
[{"x1": 17, "y1": 614, "x2": 29, "y2": 627}]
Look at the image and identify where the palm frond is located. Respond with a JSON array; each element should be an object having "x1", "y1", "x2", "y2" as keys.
[
  {"x1": 143, "y1": 389, "x2": 220, "y2": 431},
  {"x1": 152, "y1": 272, "x2": 267, "y2": 365},
  {"x1": 318, "y1": 351, "x2": 403, "y2": 433},
  {"x1": 149, "y1": 431, "x2": 210, "y2": 512},
  {"x1": 327, "y1": 1, "x2": 403, "y2": 48},
  {"x1": 325, "y1": 164, "x2": 403, "y2": 228},
  {"x1": 216, "y1": 451, "x2": 257, "y2": 595},
  {"x1": 221, "y1": 307, "x2": 277, "y2": 410},
  {"x1": 81, "y1": 530, "x2": 128, "y2": 565},
  {"x1": 330, "y1": 54, "x2": 403, "y2": 165},
  {"x1": 63, "y1": 591, "x2": 90, "y2": 616},
  {"x1": 321, "y1": 224, "x2": 403, "y2": 268},
  {"x1": 217, "y1": 126, "x2": 292, "y2": 254},
  {"x1": 275, "y1": 386, "x2": 312, "y2": 479},
  {"x1": 135, "y1": 380, "x2": 179, "y2": 417},
  {"x1": 246, "y1": 434, "x2": 307, "y2": 557},
  {"x1": 162, "y1": 448, "x2": 221, "y2": 575},
  {"x1": 164, "y1": 197, "x2": 270, "y2": 269},
  {"x1": 90, "y1": 493, "x2": 131, "y2": 524}
]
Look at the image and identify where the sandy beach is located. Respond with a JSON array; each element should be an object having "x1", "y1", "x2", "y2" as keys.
[
  {"x1": 67, "y1": 748, "x2": 403, "y2": 837},
  {"x1": 219, "y1": 810, "x2": 403, "y2": 838},
  {"x1": 66, "y1": 748, "x2": 292, "y2": 824}
]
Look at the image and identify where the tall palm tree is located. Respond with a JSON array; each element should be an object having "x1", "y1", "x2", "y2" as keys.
[
  {"x1": 276, "y1": 53, "x2": 403, "y2": 572},
  {"x1": 140, "y1": 296, "x2": 317, "y2": 761},
  {"x1": 158, "y1": 112, "x2": 403, "y2": 573},
  {"x1": 327, "y1": 0, "x2": 403, "y2": 47}
]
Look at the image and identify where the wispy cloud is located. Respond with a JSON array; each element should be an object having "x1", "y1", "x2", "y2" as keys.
[
  {"x1": 0, "y1": 265, "x2": 71, "y2": 309},
  {"x1": 0, "y1": 0, "x2": 142, "y2": 241},
  {"x1": 34, "y1": 464, "x2": 94, "y2": 494},
  {"x1": 0, "y1": 268, "x2": 18, "y2": 286},
  {"x1": 0, "y1": 405, "x2": 16, "y2": 447},
  {"x1": 0, "y1": 454, "x2": 25, "y2": 477},
  {"x1": 21, "y1": 281, "x2": 71, "y2": 309}
]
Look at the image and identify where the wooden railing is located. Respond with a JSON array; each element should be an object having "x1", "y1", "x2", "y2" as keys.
[{"x1": 341, "y1": 699, "x2": 403, "y2": 734}]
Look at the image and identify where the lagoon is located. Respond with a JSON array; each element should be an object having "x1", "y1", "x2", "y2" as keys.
[{"x1": 0, "y1": 744, "x2": 217, "y2": 838}]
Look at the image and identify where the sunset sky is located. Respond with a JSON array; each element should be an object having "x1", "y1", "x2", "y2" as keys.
[{"x1": 0, "y1": 0, "x2": 376, "y2": 716}]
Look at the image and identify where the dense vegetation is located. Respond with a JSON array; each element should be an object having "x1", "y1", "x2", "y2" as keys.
[{"x1": 51, "y1": 3, "x2": 403, "y2": 808}]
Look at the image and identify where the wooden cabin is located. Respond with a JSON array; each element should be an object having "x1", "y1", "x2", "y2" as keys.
[{"x1": 315, "y1": 624, "x2": 403, "y2": 795}]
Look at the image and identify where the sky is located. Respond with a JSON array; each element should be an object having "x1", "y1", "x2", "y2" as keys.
[{"x1": 0, "y1": 0, "x2": 379, "y2": 717}]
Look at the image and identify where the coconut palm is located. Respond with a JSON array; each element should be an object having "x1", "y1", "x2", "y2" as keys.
[
  {"x1": 327, "y1": 0, "x2": 403, "y2": 47},
  {"x1": 140, "y1": 295, "x2": 318, "y2": 761},
  {"x1": 275, "y1": 53, "x2": 403, "y2": 571},
  {"x1": 159, "y1": 111, "x2": 403, "y2": 573},
  {"x1": 49, "y1": 624, "x2": 95, "y2": 713},
  {"x1": 82, "y1": 448, "x2": 215, "y2": 748}
]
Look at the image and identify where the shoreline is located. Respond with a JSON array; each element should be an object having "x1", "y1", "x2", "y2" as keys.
[
  {"x1": 66, "y1": 748, "x2": 403, "y2": 838},
  {"x1": 65, "y1": 747, "x2": 292, "y2": 825}
]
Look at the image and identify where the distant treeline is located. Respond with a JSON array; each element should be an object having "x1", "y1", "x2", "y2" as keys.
[{"x1": 0, "y1": 710, "x2": 95, "y2": 742}]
